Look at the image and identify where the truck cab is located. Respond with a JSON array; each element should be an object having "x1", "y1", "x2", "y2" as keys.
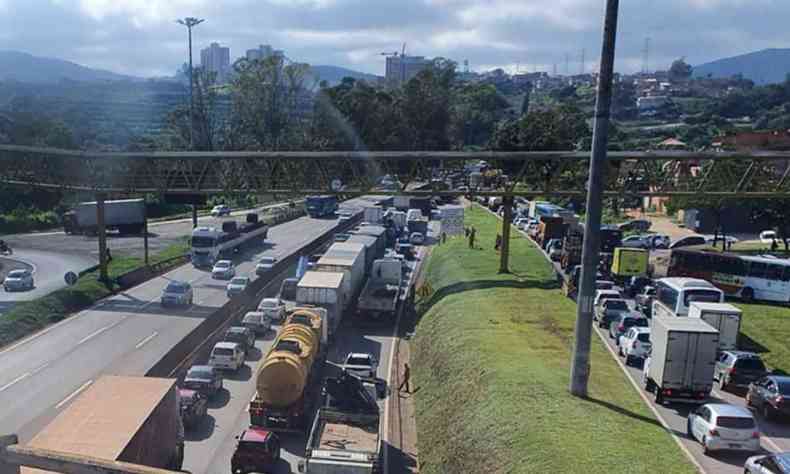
[{"x1": 231, "y1": 428, "x2": 281, "y2": 474}]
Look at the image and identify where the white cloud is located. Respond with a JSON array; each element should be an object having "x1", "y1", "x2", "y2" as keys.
[{"x1": 77, "y1": 0, "x2": 209, "y2": 25}]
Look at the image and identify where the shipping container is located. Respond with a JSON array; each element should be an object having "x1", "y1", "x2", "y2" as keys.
[{"x1": 296, "y1": 271, "x2": 345, "y2": 334}]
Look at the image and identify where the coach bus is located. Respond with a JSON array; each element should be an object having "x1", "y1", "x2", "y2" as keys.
[
  {"x1": 667, "y1": 249, "x2": 790, "y2": 303},
  {"x1": 652, "y1": 277, "x2": 724, "y2": 318}
]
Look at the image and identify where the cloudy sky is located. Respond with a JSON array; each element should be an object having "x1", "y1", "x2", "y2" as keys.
[{"x1": 0, "y1": 0, "x2": 786, "y2": 78}]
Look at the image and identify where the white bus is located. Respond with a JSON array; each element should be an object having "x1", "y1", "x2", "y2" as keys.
[
  {"x1": 668, "y1": 249, "x2": 790, "y2": 303},
  {"x1": 652, "y1": 277, "x2": 724, "y2": 319}
]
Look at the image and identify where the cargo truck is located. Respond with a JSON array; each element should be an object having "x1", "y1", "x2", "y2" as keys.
[
  {"x1": 190, "y1": 213, "x2": 269, "y2": 267},
  {"x1": 406, "y1": 217, "x2": 428, "y2": 236},
  {"x1": 249, "y1": 307, "x2": 328, "y2": 432},
  {"x1": 561, "y1": 224, "x2": 584, "y2": 270},
  {"x1": 300, "y1": 373, "x2": 381, "y2": 474},
  {"x1": 611, "y1": 248, "x2": 649, "y2": 280},
  {"x1": 315, "y1": 242, "x2": 367, "y2": 307},
  {"x1": 22, "y1": 375, "x2": 184, "y2": 473},
  {"x1": 63, "y1": 199, "x2": 146, "y2": 235},
  {"x1": 363, "y1": 206, "x2": 384, "y2": 224},
  {"x1": 357, "y1": 258, "x2": 403, "y2": 320},
  {"x1": 536, "y1": 216, "x2": 566, "y2": 248},
  {"x1": 296, "y1": 271, "x2": 346, "y2": 336},
  {"x1": 393, "y1": 196, "x2": 411, "y2": 211},
  {"x1": 688, "y1": 302, "x2": 742, "y2": 352},
  {"x1": 642, "y1": 316, "x2": 719, "y2": 404},
  {"x1": 408, "y1": 197, "x2": 432, "y2": 217}
]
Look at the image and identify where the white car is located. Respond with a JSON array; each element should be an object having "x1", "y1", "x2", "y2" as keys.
[
  {"x1": 760, "y1": 230, "x2": 778, "y2": 244},
  {"x1": 342, "y1": 352, "x2": 379, "y2": 378},
  {"x1": 338, "y1": 210, "x2": 354, "y2": 222},
  {"x1": 226, "y1": 276, "x2": 250, "y2": 297},
  {"x1": 687, "y1": 403, "x2": 761, "y2": 455},
  {"x1": 618, "y1": 327, "x2": 652, "y2": 366},
  {"x1": 211, "y1": 204, "x2": 231, "y2": 217},
  {"x1": 256, "y1": 256, "x2": 277, "y2": 276},
  {"x1": 3, "y1": 269, "x2": 34, "y2": 292},
  {"x1": 593, "y1": 289, "x2": 623, "y2": 308},
  {"x1": 744, "y1": 452, "x2": 790, "y2": 473},
  {"x1": 258, "y1": 297, "x2": 286, "y2": 322},
  {"x1": 410, "y1": 232, "x2": 425, "y2": 245},
  {"x1": 208, "y1": 342, "x2": 245, "y2": 371},
  {"x1": 212, "y1": 260, "x2": 235, "y2": 280},
  {"x1": 242, "y1": 311, "x2": 271, "y2": 335}
]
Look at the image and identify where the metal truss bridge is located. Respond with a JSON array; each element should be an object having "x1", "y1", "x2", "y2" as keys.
[{"x1": 2, "y1": 144, "x2": 790, "y2": 198}]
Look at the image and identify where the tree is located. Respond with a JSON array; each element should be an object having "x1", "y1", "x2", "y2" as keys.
[
  {"x1": 162, "y1": 67, "x2": 223, "y2": 151},
  {"x1": 449, "y1": 83, "x2": 509, "y2": 149},
  {"x1": 669, "y1": 57, "x2": 693, "y2": 81},
  {"x1": 520, "y1": 86, "x2": 531, "y2": 116},
  {"x1": 230, "y1": 55, "x2": 314, "y2": 150},
  {"x1": 394, "y1": 58, "x2": 456, "y2": 150}
]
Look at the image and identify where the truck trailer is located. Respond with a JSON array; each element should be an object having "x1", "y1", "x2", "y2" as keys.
[
  {"x1": 643, "y1": 316, "x2": 719, "y2": 404},
  {"x1": 63, "y1": 199, "x2": 146, "y2": 235},
  {"x1": 296, "y1": 271, "x2": 346, "y2": 336},
  {"x1": 357, "y1": 258, "x2": 403, "y2": 320},
  {"x1": 22, "y1": 376, "x2": 184, "y2": 473},
  {"x1": 688, "y1": 302, "x2": 742, "y2": 352},
  {"x1": 315, "y1": 242, "x2": 367, "y2": 307}
]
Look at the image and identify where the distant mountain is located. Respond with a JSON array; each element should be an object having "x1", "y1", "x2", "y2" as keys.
[
  {"x1": 0, "y1": 50, "x2": 139, "y2": 84},
  {"x1": 693, "y1": 49, "x2": 790, "y2": 85},
  {"x1": 309, "y1": 65, "x2": 379, "y2": 86}
]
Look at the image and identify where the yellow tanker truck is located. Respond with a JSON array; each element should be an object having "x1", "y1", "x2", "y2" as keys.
[{"x1": 248, "y1": 306, "x2": 328, "y2": 432}]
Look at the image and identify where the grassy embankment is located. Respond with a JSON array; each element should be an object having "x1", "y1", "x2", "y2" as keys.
[
  {"x1": 412, "y1": 206, "x2": 695, "y2": 474},
  {"x1": 0, "y1": 238, "x2": 189, "y2": 347}
]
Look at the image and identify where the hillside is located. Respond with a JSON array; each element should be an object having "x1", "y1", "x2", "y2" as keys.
[
  {"x1": 0, "y1": 50, "x2": 138, "y2": 83},
  {"x1": 694, "y1": 48, "x2": 790, "y2": 85},
  {"x1": 309, "y1": 65, "x2": 379, "y2": 86}
]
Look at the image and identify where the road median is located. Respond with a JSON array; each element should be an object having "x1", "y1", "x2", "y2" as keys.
[{"x1": 411, "y1": 205, "x2": 696, "y2": 474}]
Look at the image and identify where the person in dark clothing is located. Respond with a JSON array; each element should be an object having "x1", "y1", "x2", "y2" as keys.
[
  {"x1": 399, "y1": 363, "x2": 411, "y2": 393},
  {"x1": 469, "y1": 227, "x2": 476, "y2": 249},
  {"x1": 441, "y1": 232, "x2": 447, "y2": 244},
  {"x1": 105, "y1": 248, "x2": 112, "y2": 262},
  {"x1": 495, "y1": 234, "x2": 502, "y2": 251},
  {"x1": 772, "y1": 238, "x2": 779, "y2": 252}
]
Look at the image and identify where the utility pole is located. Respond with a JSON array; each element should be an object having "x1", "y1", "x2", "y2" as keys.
[
  {"x1": 499, "y1": 195, "x2": 514, "y2": 273},
  {"x1": 569, "y1": 0, "x2": 620, "y2": 398},
  {"x1": 565, "y1": 53, "x2": 570, "y2": 75},
  {"x1": 641, "y1": 37, "x2": 651, "y2": 74},
  {"x1": 176, "y1": 16, "x2": 204, "y2": 229},
  {"x1": 581, "y1": 48, "x2": 586, "y2": 75}
]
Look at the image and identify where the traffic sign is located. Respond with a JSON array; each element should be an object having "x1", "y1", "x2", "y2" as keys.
[{"x1": 64, "y1": 271, "x2": 78, "y2": 286}]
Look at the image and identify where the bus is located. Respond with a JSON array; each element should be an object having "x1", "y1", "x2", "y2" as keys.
[
  {"x1": 652, "y1": 277, "x2": 724, "y2": 318},
  {"x1": 668, "y1": 249, "x2": 790, "y2": 303}
]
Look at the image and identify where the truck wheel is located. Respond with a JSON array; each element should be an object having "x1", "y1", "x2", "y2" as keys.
[
  {"x1": 742, "y1": 287, "x2": 754, "y2": 302},
  {"x1": 655, "y1": 389, "x2": 664, "y2": 405},
  {"x1": 719, "y1": 377, "x2": 729, "y2": 392}
]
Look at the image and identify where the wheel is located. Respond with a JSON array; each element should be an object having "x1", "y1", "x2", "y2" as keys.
[
  {"x1": 719, "y1": 377, "x2": 729, "y2": 392},
  {"x1": 625, "y1": 355, "x2": 633, "y2": 366},
  {"x1": 742, "y1": 287, "x2": 754, "y2": 302},
  {"x1": 702, "y1": 437, "x2": 710, "y2": 455},
  {"x1": 687, "y1": 419, "x2": 694, "y2": 438},
  {"x1": 655, "y1": 388, "x2": 664, "y2": 404}
]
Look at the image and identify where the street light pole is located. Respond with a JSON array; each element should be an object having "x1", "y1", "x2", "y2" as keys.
[
  {"x1": 176, "y1": 17, "x2": 204, "y2": 229},
  {"x1": 569, "y1": 0, "x2": 620, "y2": 398}
]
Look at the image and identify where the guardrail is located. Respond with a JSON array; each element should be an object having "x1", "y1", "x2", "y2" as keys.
[{"x1": 146, "y1": 212, "x2": 363, "y2": 380}]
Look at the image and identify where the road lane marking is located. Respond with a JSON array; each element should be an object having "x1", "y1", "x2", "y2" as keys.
[
  {"x1": 56, "y1": 380, "x2": 93, "y2": 409},
  {"x1": 0, "y1": 372, "x2": 31, "y2": 392},
  {"x1": 30, "y1": 362, "x2": 49, "y2": 376},
  {"x1": 77, "y1": 324, "x2": 112, "y2": 345},
  {"x1": 135, "y1": 332, "x2": 159, "y2": 349}
]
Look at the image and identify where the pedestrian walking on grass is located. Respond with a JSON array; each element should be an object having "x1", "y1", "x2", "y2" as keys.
[
  {"x1": 441, "y1": 232, "x2": 447, "y2": 244},
  {"x1": 105, "y1": 247, "x2": 112, "y2": 263},
  {"x1": 469, "y1": 227, "x2": 476, "y2": 249},
  {"x1": 495, "y1": 234, "x2": 502, "y2": 251},
  {"x1": 399, "y1": 363, "x2": 411, "y2": 393}
]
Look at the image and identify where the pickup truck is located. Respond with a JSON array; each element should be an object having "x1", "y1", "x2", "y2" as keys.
[{"x1": 342, "y1": 352, "x2": 379, "y2": 378}]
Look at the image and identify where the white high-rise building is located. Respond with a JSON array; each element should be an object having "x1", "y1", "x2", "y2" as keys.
[
  {"x1": 385, "y1": 55, "x2": 432, "y2": 86},
  {"x1": 200, "y1": 42, "x2": 230, "y2": 82}
]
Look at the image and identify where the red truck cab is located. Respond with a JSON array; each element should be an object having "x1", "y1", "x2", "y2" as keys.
[{"x1": 231, "y1": 428, "x2": 281, "y2": 474}]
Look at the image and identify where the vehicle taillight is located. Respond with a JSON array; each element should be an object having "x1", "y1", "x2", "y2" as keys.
[
  {"x1": 663, "y1": 389, "x2": 673, "y2": 396},
  {"x1": 708, "y1": 429, "x2": 719, "y2": 437},
  {"x1": 728, "y1": 368, "x2": 737, "y2": 374},
  {"x1": 751, "y1": 431, "x2": 760, "y2": 439},
  {"x1": 775, "y1": 395, "x2": 784, "y2": 405}
]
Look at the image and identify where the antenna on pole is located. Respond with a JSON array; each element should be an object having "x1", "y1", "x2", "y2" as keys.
[
  {"x1": 641, "y1": 37, "x2": 651, "y2": 74},
  {"x1": 581, "y1": 48, "x2": 586, "y2": 74}
]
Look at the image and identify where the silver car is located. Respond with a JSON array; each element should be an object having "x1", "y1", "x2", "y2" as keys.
[
  {"x1": 161, "y1": 281, "x2": 194, "y2": 307},
  {"x1": 3, "y1": 269, "x2": 34, "y2": 292},
  {"x1": 226, "y1": 276, "x2": 250, "y2": 297}
]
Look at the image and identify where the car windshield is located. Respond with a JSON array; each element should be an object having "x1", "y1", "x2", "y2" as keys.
[
  {"x1": 215, "y1": 262, "x2": 230, "y2": 268},
  {"x1": 213, "y1": 347, "x2": 235, "y2": 357},
  {"x1": 187, "y1": 368, "x2": 213, "y2": 379},
  {"x1": 347, "y1": 356, "x2": 371, "y2": 366},
  {"x1": 715, "y1": 416, "x2": 755, "y2": 429},
  {"x1": 7, "y1": 270, "x2": 27, "y2": 278},
  {"x1": 626, "y1": 318, "x2": 648, "y2": 328},
  {"x1": 260, "y1": 257, "x2": 276, "y2": 264},
  {"x1": 734, "y1": 358, "x2": 766, "y2": 371},
  {"x1": 230, "y1": 278, "x2": 247, "y2": 285},
  {"x1": 165, "y1": 284, "x2": 187, "y2": 294},
  {"x1": 606, "y1": 300, "x2": 628, "y2": 310},
  {"x1": 260, "y1": 299, "x2": 280, "y2": 308},
  {"x1": 637, "y1": 333, "x2": 651, "y2": 343}
]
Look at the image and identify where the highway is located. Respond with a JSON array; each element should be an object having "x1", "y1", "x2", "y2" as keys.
[
  {"x1": 0, "y1": 250, "x2": 96, "y2": 314},
  {"x1": 183, "y1": 220, "x2": 438, "y2": 474},
  {"x1": 0, "y1": 196, "x2": 379, "y2": 471},
  {"x1": 503, "y1": 210, "x2": 790, "y2": 474}
]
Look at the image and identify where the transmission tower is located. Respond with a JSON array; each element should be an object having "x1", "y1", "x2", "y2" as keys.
[{"x1": 641, "y1": 37, "x2": 651, "y2": 74}]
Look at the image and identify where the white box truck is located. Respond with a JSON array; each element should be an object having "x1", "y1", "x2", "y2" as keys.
[
  {"x1": 296, "y1": 271, "x2": 346, "y2": 336},
  {"x1": 315, "y1": 242, "x2": 366, "y2": 304},
  {"x1": 688, "y1": 302, "x2": 742, "y2": 352},
  {"x1": 363, "y1": 206, "x2": 384, "y2": 224},
  {"x1": 643, "y1": 315, "x2": 719, "y2": 404}
]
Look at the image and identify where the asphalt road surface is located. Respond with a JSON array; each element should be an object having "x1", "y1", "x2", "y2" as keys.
[
  {"x1": 2, "y1": 201, "x2": 300, "y2": 260},
  {"x1": 0, "y1": 250, "x2": 96, "y2": 314},
  {"x1": 505, "y1": 216, "x2": 790, "y2": 474},
  {"x1": 0, "y1": 197, "x2": 379, "y2": 473},
  {"x1": 186, "y1": 219, "x2": 439, "y2": 474}
]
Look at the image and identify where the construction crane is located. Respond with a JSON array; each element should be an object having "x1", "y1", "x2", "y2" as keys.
[{"x1": 381, "y1": 43, "x2": 408, "y2": 84}]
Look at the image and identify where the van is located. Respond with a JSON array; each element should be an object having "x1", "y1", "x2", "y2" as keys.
[{"x1": 209, "y1": 342, "x2": 245, "y2": 371}]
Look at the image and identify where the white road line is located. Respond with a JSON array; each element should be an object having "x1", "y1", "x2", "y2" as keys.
[
  {"x1": 135, "y1": 332, "x2": 159, "y2": 349},
  {"x1": 30, "y1": 362, "x2": 49, "y2": 376},
  {"x1": 0, "y1": 372, "x2": 31, "y2": 393},
  {"x1": 77, "y1": 324, "x2": 112, "y2": 345},
  {"x1": 55, "y1": 380, "x2": 93, "y2": 409}
]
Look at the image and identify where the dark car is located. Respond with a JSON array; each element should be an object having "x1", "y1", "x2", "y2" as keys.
[
  {"x1": 231, "y1": 428, "x2": 281, "y2": 474},
  {"x1": 223, "y1": 327, "x2": 255, "y2": 355},
  {"x1": 609, "y1": 313, "x2": 649, "y2": 345},
  {"x1": 396, "y1": 242, "x2": 415, "y2": 260},
  {"x1": 178, "y1": 389, "x2": 208, "y2": 429},
  {"x1": 714, "y1": 351, "x2": 768, "y2": 391},
  {"x1": 625, "y1": 276, "x2": 652, "y2": 298},
  {"x1": 596, "y1": 299, "x2": 630, "y2": 329},
  {"x1": 747, "y1": 375, "x2": 790, "y2": 420},
  {"x1": 182, "y1": 365, "x2": 223, "y2": 399},
  {"x1": 669, "y1": 235, "x2": 707, "y2": 249},
  {"x1": 619, "y1": 219, "x2": 652, "y2": 233}
]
